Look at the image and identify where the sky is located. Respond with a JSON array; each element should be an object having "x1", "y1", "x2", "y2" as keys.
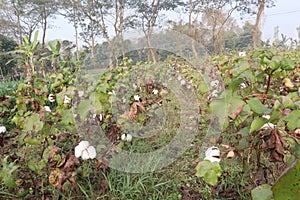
[{"x1": 43, "y1": 0, "x2": 300, "y2": 45}]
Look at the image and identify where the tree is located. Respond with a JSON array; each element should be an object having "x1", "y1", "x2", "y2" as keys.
[
  {"x1": 0, "y1": 34, "x2": 18, "y2": 80},
  {"x1": 235, "y1": 0, "x2": 275, "y2": 49},
  {"x1": 200, "y1": 7, "x2": 238, "y2": 54},
  {"x1": 131, "y1": 0, "x2": 184, "y2": 62},
  {"x1": 0, "y1": 0, "x2": 41, "y2": 45}
]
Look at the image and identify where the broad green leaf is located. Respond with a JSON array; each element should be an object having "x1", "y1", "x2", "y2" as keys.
[
  {"x1": 210, "y1": 90, "x2": 244, "y2": 129},
  {"x1": 61, "y1": 109, "x2": 75, "y2": 125},
  {"x1": 282, "y1": 110, "x2": 300, "y2": 130},
  {"x1": 195, "y1": 160, "x2": 222, "y2": 186},
  {"x1": 24, "y1": 138, "x2": 41, "y2": 145},
  {"x1": 281, "y1": 58, "x2": 295, "y2": 70},
  {"x1": 76, "y1": 99, "x2": 91, "y2": 121},
  {"x1": 24, "y1": 114, "x2": 44, "y2": 132},
  {"x1": 272, "y1": 160, "x2": 300, "y2": 200},
  {"x1": 250, "y1": 117, "x2": 268, "y2": 133},
  {"x1": 251, "y1": 184, "x2": 273, "y2": 200},
  {"x1": 281, "y1": 96, "x2": 294, "y2": 109},
  {"x1": 247, "y1": 98, "x2": 267, "y2": 114}
]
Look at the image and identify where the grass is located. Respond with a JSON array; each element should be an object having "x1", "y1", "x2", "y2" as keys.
[{"x1": 0, "y1": 79, "x2": 22, "y2": 96}]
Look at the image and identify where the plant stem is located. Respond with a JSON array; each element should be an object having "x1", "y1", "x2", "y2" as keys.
[{"x1": 262, "y1": 74, "x2": 272, "y2": 104}]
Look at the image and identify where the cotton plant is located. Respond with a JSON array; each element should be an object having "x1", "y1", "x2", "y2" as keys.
[{"x1": 74, "y1": 141, "x2": 97, "y2": 160}]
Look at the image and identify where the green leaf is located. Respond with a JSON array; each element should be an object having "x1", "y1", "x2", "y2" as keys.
[
  {"x1": 24, "y1": 138, "x2": 41, "y2": 145},
  {"x1": 251, "y1": 184, "x2": 273, "y2": 200},
  {"x1": 250, "y1": 117, "x2": 268, "y2": 133},
  {"x1": 195, "y1": 160, "x2": 222, "y2": 186},
  {"x1": 282, "y1": 110, "x2": 300, "y2": 130},
  {"x1": 281, "y1": 96, "x2": 294, "y2": 109},
  {"x1": 247, "y1": 98, "x2": 267, "y2": 114},
  {"x1": 0, "y1": 156, "x2": 19, "y2": 188},
  {"x1": 61, "y1": 109, "x2": 75, "y2": 125},
  {"x1": 76, "y1": 99, "x2": 91, "y2": 121},
  {"x1": 210, "y1": 90, "x2": 244, "y2": 129},
  {"x1": 24, "y1": 114, "x2": 44, "y2": 132},
  {"x1": 272, "y1": 160, "x2": 300, "y2": 200},
  {"x1": 281, "y1": 58, "x2": 295, "y2": 71}
]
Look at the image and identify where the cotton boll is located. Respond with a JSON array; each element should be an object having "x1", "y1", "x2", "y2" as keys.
[
  {"x1": 87, "y1": 146, "x2": 97, "y2": 159},
  {"x1": 81, "y1": 149, "x2": 90, "y2": 160},
  {"x1": 74, "y1": 145, "x2": 83, "y2": 158},
  {"x1": 126, "y1": 134, "x2": 132, "y2": 142},
  {"x1": 121, "y1": 134, "x2": 127, "y2": 141},
  {"x1": 0, "y1": 126, "x2": 6, "y2": 134}
]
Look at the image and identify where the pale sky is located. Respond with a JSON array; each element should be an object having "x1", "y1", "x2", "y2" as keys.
[{"x1": 44, "y1": 0, "x2": 300, "y2": 45}]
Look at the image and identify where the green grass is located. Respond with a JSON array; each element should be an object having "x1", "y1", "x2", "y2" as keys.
[{"x1": 0, "y1": 79, "x2": 22, "y2": 96}]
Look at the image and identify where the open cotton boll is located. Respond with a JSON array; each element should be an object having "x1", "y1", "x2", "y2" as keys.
[
  {"x1": 126, "y1": 134, "x2": 132, "y2": 142},
  {"x1": 74, "y1": 140, "x2": 96, "y2": 160},
  {"x1": 134, "y1": 95, "x2": 140, "y2": 101},
  {"x1": 153, "y1": 89, "x2": 159, "y2": 95},
  {"x1": 121, "y1": 134, "x2": 127, "y2": 141},
  {"x1": 87, "y1": 146, "x2": 96, "y2": 159},
  {"x1": 64, "y1": 95, "x2": 72, "y2": 104},
  {"x1": 44, "y1": 106, "x2": 51, "y2": 112},
  {"x1": 204, "y1": 146, "x2": 221, "y2": 163},
  {"x1": 0, "y1": 126, "x2": 6, "y2": 134},
  {"x1": 48, "y1": 94, "x2": 55, "y2": 102}
]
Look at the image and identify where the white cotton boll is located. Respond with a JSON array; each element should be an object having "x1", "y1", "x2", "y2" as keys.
[
  {"x1": 64, "y1": 95, "x2": 71, "y2": 104},
  {"x1": 74, "y1": 145, "x2": 83, "y2": 158},
  {"x1": 210, "y1": 80, "x2": 219, "y2": 88},
  {"x1": 78, "y1": 141, "x2": 90, "y2": 150},
  {"x1": 211, "y1": 90, "x2": 219, "y2": 98},
  {"x1": 44, "y1": 106, "x2": 51, "y2": 112},
  {"x1": 260, "y1": 122, "x2": 275, "y2": 130},
  {"x1": 205, "y1": 146, "x2": 220, "y2": 158},
  {"x1": 87, "y1": 146, "x2": 97, "y2": 159},
  {"x1": 108, "y1": 90, "x2": 116, "y2": 95},
  {"x1": 262, "y1": 115, "x2": 271, "y2": 120},
  {"x1": 239, "y1": 51, "x2": 246, "y2": 57},
  {"x1": 153, "y1": 89, "x2": 159, "y2": 95},
  {"x1": 240, "y1": 83, "x2": 247, "y2": 89},
  {"x1": 126, "y1": 134, "x2": 132, "y2": 142},
  {"x1": 78, "y1": 91, "x2": 84, "y2": 97},
  {"x1": 81, "y1": 149, "x2": 90, "y2": 160},
  {"x1": 204, "y1": 146, "x2": 220, "y2": 163},
  {"x1": 48, "y1": 94, "x2": 55, "y2": 102},
  {"x1": 134, "y1": 95, "x2": 140, "y2": 101},
  {"x1": 0, "y1": 126, "x2": 6, "y2": 134},
  {"x1": 180, "y1": 79, "x2": 186, "y2": 85},
  {"x1": 121, "y1": 134, "x2": 127, "y2": 141}
]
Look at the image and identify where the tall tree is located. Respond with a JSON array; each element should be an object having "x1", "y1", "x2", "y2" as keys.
[
  {"x1": 235, "y1": 0, "x2": 275, "y2": 49},
  {"x1": 131, "y1": 0, "x2": 184, "y2": 62},
  {"x1": 0, "y1": 0, "x2": 41, "y2": 45}
]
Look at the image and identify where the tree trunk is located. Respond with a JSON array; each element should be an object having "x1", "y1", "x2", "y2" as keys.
[{"x1": 253, "y1": 0, "x2": 265, "y2": 49}]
